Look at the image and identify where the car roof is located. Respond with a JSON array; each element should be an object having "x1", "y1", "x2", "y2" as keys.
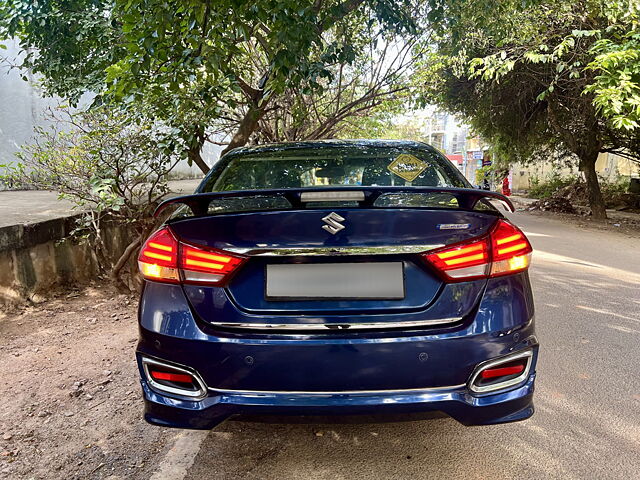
[{"x1": 225, "y1": 139, "x2": 438, "y2": 157}]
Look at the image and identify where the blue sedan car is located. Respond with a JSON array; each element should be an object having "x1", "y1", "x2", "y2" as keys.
[{"x1": 136, "y1": 140, "x2": 537, "y2": 429}]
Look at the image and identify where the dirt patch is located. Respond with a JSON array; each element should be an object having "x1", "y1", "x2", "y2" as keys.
[
  {"x1": 529, "y1": 197, "x2": 577, "y2": 214},
  {"x1": 0, "y1": 287, "x2": 172, "y2": 479}
]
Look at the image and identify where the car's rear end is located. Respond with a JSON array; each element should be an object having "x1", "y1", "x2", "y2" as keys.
[{"x1": 136, "y1": 141, "x2": 538, "y2": 429}]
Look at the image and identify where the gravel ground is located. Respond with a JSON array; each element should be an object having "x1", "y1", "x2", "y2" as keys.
[{"x1": 0, "y1": 289, "x2": 171, "y2": 479}]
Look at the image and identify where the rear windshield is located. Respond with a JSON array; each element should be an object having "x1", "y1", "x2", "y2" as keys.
[{"x1": 200, "y1": 146, "x2": 468, "y2": 192}]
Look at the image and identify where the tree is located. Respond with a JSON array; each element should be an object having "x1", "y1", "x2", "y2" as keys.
[
  {"x1": 0, "y1": 107, "x2": 183, "y2": 289},
  {"x1": 420, "y1": 0, "x2": 640, "y2": 219},
  {"x1": 210, "y1": 37, "x2": 420, "y2": 143},
  {"x1": 584, "y1": 1, "x2": 640, "y2": 132},
  {"x1": 1, "y1": 0, "x2": 421, "y2": 173}
]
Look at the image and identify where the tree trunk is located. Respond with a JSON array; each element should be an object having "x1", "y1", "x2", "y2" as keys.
[
  {"x1": 110, "y1": 220, "x2": 158, "y2": 292},
  {"x1": 220, "y1": 102, "x2": 269, "y2": 156},
  {"x1": 580, "y1": 151, "x2": 607, "y2": 221},
  {"x1": 110, "y1": 235, "x2": 143, "y2": 292},
  {"x1": 187, "y1": 145, "x2": 210, "y2": 174}
]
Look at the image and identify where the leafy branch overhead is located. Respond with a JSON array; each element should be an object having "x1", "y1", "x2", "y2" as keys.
[
  {"x1": 0, "y1": 0, "x2": 423, "y2": 173},
  {"x1": 418, "y1": 0, "x2": 640, "y2": 220},
  {"x1": 465, "y1": 1, "x2": 640, "y2": 132},
  {"x1": 2, "y1": 0, "x2": 638, "y2": 223}
]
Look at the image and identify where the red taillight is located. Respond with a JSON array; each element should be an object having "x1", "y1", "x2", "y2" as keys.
[
  {"x1": 423, "y1": 219, "x2": 532, "y2": 282},
  {"x1": 139, "y1": 228, "x2": 178, "y2": 266},
  {"x1": 138, "y1": 227, "x2": 180, "y2": 283},
  {"x1": 180, "y1": 244, "x2": 245, "y2": 285},
  {"x1": 138, "y1": 227, "x2": 246, "y2": 285},
  {"x1": 480, "y1": 364, "x2": 525, "y2": 379},
  {"x1": 424, "y1": 239, "x2": 490, "y2": 281},
  {"x1": 489, "y1": 219, "x2": 532, "y2": 277}
]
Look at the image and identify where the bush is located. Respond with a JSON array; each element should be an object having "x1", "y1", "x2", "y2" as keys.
[
  {"x1": 527, "y1": 170, "x2": 638, "y2": 212},
  {"x1": 0, "y1": 106, "x2": 186, "y2": 290},
  {"x1": 599, "y1": 173, "x2": 629, "y2": 196},
  {"x1": 527, "y1": 172, "x2": 579, "y2": 199}
]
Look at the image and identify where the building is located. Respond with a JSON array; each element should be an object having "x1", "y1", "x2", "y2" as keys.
[
  {"x1": 0, "y1": 39, "x2": 59, "y2": 170},
  {"x1": 510, "y1": 152, "x2": 640, "y2": 192},
  {"x1": 409, "y1": 107, "x2": 489, "y2": 184}
]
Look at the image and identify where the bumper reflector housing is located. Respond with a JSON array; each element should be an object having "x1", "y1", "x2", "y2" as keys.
[
  {"x1": 469, "y1": 350, "x2": 533, "y2": 394},
  {"x1": 141, "y1": 357, "x2": 207, "y2": 399},
  {"x1": 480, "y1": 364, "x2": 525, "y2": 379},
  {"x1": 150, "y1": 370, "x2": 194, "y2": 384}
]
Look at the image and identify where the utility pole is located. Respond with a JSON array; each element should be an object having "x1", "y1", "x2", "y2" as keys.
[{"x1": 462, "y1": 129, "x2": 468, "y2": 181}]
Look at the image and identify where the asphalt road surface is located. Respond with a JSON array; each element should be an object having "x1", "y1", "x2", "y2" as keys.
[{"x1": 163, "y1": 211, "x2": 640, "y2": 480}]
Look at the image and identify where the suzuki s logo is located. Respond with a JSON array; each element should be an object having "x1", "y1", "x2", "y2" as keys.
[{"x1": 321, "y1": 212, "x2": 345, "y2": 235}]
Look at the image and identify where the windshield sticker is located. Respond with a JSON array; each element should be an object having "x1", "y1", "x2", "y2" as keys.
[{"x1": 387, "y1": 154, "x2": 428, "y2": 182}]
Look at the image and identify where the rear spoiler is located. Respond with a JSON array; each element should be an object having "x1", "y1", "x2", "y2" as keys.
[{"x1": 154, "y1": 186, "x2": 515, "y2": 218}]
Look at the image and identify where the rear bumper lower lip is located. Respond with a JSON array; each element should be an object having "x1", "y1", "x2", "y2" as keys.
[
  {"x1": 206, "y1": 317, "x2": 463, "y2": 331},
  {"x1": 141, "y1": 374, "x2": 536, "y2": 429}
]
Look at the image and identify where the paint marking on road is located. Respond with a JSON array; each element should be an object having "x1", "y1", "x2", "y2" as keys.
[
  {"x1": 607, "y1": 324, "x2": 640, "y2": 334},
  {"x1": 522, "y1": 231, "x2": 551, "y2": 237},
  {"x1": 576, "y1": 306, "x2": 640, "y2": 324},
  {"x1": 534, "y1": 250, "x2": 640, "y2": 284},
  {"x1": 150, "y1": 430, "x2": 209, "y2": 480}
]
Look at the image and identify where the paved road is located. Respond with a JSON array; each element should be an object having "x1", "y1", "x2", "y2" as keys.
[
  {"x1": 0, "y1": 179, "x2": 202, "y2": 228},
  {"x1": 168, "y1": 211, "x2": 640, "y2": 480}
]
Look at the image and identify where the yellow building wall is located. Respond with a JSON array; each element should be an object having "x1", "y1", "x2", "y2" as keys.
[{"x1": 511, "y1": 153, "x2": 639, "y2": 192}]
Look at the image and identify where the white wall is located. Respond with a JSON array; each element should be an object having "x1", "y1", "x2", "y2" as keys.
[
  {"x1": 0, "y1": 39, "x2": 60, "y2": 167},
  {"x1": 0, "y1": 39, "x2": 210, "y2": 180}
]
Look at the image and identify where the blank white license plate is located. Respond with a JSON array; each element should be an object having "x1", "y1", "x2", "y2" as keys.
[{"x1": 265, "y1": 262, "x2": 405, "y2": 299}]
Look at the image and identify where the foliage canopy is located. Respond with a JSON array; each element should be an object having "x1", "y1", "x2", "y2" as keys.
[
  {"x1": 418, "y1": 0, "x2": 640, "y2": 219},
  {"x1": 1, "y1": 0, "x2": 422, "y2": 172}
]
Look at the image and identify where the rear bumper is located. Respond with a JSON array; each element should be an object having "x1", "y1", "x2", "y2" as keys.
[
  {"x1": 137, "y1": 273, "x2": 538, "y2": 428},
  {"x1": 140, "y1": 373, "x2": 535, "y2": 429}
]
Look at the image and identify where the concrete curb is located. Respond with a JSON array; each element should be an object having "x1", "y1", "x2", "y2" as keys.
[{"x1": 0, "y1": 213, "x2": 132, "y2": 306}]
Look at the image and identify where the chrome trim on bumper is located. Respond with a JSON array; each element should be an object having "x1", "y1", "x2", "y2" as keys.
[
  {"x1": 208, "y1": 384, "x2": 466, "y2": 396},
  {"x1": 207, "y1": 317, "x2": 463, "y2": 331},
  {"x1": 468, "y1": 349, "x2": 534, "y2": 394},
  {"x1": 141, "y1": 356, "x2": 208, "y2": 400},
  {"x1": 223, "y1": 245, "x2": 444, "y2": 256}
]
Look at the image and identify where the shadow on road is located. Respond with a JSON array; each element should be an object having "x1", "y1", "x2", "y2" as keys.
[{"x1": 184, "y1": 398, "x2": 639, "y2": 480}]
